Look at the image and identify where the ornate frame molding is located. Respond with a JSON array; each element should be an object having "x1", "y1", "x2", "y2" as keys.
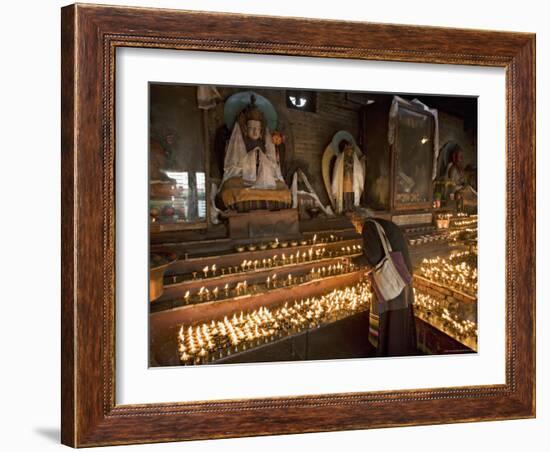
[{"x1": 61, "y1": 4, "x2": 535, "y2": 447}]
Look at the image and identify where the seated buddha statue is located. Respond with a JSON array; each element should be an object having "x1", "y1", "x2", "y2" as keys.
[{"x1": 218, "y1": 95, "x2": 291, "y2": 212}]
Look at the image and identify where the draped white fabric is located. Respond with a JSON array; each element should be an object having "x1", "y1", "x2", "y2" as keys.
[
  {"x1": 196, "y1": 86, "x2": 221, "y2": 110},
  {"x1": 222, "y1": 122, "x2": 248, "y2": 183},
  {"x1": 330, "y1": 149, "x2": 366, "y2": 213},
  {"x1": 222, "y1": 123, "x2": 284, "y2": 189},
  {"x1": 291, "y1": 169, "x2": 334, "y2": 216}
]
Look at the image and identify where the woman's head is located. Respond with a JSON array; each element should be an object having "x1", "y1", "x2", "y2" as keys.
[{"x1": 350, "y1": 208, "x2": 374, "y2": 234}]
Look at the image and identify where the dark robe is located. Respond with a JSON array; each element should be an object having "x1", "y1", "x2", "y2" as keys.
[{"x1": 360, "y1": 218, "x2": 417, "y2": 357}]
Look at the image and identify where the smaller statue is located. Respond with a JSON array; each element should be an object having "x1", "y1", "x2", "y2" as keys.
[
  {"x1": 322, "y1": 131, "x2": 366, "y2": 215},
  {"x1": 340, "y1": 140, "x2": 358, "y2": 212},
  {"x1": 447, "y1": 146, "x2": 466, "y2": 188},
  {"x1": 435, "y1": 142, "x2": 477, "y2": 212}
]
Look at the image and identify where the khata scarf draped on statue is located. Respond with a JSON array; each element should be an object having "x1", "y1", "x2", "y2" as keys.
[
  {"x1": 222, "y1": 122, "x2": 284, "y2": 189},
  {"x1": 330, "y1": 150, "x2": 365, "y2": 214}
]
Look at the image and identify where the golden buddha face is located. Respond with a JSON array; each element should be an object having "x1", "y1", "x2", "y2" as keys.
[{"x1": 246, "y1": 120, "x2": 262, "y2": 141}]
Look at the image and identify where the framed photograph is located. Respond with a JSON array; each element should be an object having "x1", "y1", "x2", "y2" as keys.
[{"x1": 61, "y1": 3, "x2": 535, "y2": 447}]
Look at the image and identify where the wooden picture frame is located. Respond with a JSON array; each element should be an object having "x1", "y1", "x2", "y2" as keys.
[
  {"x1": 390, "y1": 98, "x2": 436, "y2": 212},
  {"x1": 61, "y1": 3, "x2": 535, "y2": 447}
]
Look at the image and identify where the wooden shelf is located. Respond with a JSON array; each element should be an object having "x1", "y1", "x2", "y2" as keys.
[{"x1": 155, "y1": 253, "x2": 361, "y2": 306}]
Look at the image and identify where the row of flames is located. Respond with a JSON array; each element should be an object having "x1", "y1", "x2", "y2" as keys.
[
  {"x1": 177, "y1": 280, "x2": 372, "y2": 365},
  {"x1": 417, "y1": 251, "x2": 478, "y2": 296},
  {"x1": 186, "y1": 245, "x2": 362, "y2": 281}
]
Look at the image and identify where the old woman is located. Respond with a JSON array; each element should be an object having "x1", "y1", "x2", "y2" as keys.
[{"x1": 351, "y1": 210, "x2": 417, "y2": 357}]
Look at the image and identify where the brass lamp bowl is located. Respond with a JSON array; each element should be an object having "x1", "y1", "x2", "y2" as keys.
[{"x1": 149, "y1": 252, "x2": 177, "y2": 302}]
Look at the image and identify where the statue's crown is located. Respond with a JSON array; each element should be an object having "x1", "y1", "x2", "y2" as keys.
[{"x1": 243, "y1": 95, "x2": 264, "y2": 122}]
